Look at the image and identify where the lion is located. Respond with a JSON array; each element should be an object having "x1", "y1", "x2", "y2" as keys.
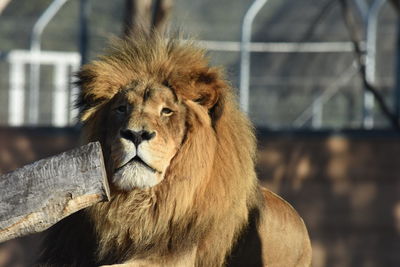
[{"x1": 36, "y1": 32, "x2": 312, "y2": 267}]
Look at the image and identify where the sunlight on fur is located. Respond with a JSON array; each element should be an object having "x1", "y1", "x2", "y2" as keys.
[{"x1": 37, "y1": 31, "x2": 312, "y2": 267}]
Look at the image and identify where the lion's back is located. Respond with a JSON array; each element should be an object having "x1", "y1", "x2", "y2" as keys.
[{"x1": 257, "y1": 187, "x2": 312, "y2": 267}]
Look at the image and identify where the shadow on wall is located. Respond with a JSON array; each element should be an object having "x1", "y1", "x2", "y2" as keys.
[
  {"x1": 0, "y1": 127, "x2": 80, "y2": 267},
  {"x1": 256, "y1": 131, "x2": 400, "y2": 267},
  {"x1": 1, "y1": 128, "x2": 400, "y2": 267}
]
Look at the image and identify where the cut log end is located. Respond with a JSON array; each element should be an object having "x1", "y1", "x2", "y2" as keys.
[{"x1": 0, "y1": 142, "x2": 109, "y2": 243}]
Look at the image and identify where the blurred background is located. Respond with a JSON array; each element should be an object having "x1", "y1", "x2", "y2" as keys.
[{"x1": 0, "y1": 0, "x2": 400, "y2": 266}]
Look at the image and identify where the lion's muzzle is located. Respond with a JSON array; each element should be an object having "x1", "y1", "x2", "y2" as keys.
[{"x1": 120, "y1": 128, "x2": 156, "y2": 147}]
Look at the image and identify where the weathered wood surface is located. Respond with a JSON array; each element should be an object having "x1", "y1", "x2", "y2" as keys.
[{"x1": 0, "y1": 142, "x2": 110, "y2": 243}]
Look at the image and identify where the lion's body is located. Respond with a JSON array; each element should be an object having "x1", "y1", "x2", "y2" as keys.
[{"x1": 37, "y1": 33, "x2": 311, "y2": 267}]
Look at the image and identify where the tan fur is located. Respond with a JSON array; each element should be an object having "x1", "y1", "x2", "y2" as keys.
[{"x1": 73, "y1": 32, "x2": 312, "y2": 266}]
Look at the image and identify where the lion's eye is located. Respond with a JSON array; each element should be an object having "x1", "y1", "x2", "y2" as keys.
[
  {"x1": 161, "y1": 107, "x2": 174, "y2": 116},
  {"x1": 115, "y1": 105, "x2": 127, "y2": 114}
]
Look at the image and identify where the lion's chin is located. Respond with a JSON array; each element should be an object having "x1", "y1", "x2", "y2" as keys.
[{"x1": 112, "y1": 162, "x2": 161, "y2": 191}]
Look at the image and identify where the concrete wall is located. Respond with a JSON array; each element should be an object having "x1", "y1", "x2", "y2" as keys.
[
  {"x1": 0, "y1": 127, "x2": 80, "y2": 266},
  {"x1": 1, "y1": 127, "x2": 400, "y2": 266},
  {"x1": 257, "y1": 130, "x2": 400, "y2": 267}
]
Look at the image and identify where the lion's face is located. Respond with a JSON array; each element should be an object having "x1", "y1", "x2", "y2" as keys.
[
  {"x1": 77, "y1": 36, "x2": 228, "y2": 192},
  {"x1": 104, "y1": 81, "x2": 187, "y2": 191}
]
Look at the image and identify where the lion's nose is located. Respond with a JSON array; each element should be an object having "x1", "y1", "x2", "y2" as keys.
[{"x1": 120, "y1": 129, "x2": 156, "y2": 147}]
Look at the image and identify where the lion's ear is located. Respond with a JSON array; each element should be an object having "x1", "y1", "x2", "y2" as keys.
[
  {"x1": 192, "y1": 68, "x2": 226, "y2": 123},
  {"x1": 74, "y1": 65, "x2": 117, "y2": 122},
  {"x1": 76, "y1": 94, "x2": 108, "y2": 122}
]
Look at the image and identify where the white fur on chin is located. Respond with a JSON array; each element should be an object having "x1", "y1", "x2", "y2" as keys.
[{"x1": 112, "y1": 162, "x2": 161, "y2": 191}]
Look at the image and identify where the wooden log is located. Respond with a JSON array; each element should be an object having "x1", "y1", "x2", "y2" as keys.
[{"x1": 0, "y1": 142, "x2": 110, "y2": 243}]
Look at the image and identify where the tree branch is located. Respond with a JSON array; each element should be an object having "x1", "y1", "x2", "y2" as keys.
[
  {"x1": 122, "y1": 0, "x2": 173, "y2": 37},
  {"x1": 339, "y1": 0, "x2": 400, "y2": 130},
  {"x1": 390, "y1": 0, "x2": 400, "y2": 15}
]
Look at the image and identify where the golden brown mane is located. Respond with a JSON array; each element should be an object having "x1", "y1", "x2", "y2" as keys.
[
  {"x1": 76, "y1": 33, "x2": 259, "y2": 265},
  {"x1": 37, "y1": 32, "x2": 311, "y2": 267}
]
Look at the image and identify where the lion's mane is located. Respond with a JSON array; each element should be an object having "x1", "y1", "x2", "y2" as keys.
[{"x1": 76, "y1": 34, "x2": 260, "y2": 266}]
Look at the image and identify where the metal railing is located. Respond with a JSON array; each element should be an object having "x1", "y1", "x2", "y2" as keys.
[
  {"x1": 3, "y1": 0, "x2": 81, "y2": 127},
  {"x1": 29, "y1": 0, "x2": 69, "y2": 125},
  {"x1": 7, "y1": 50, "x2": 80, "y2": 127},
  {"x1": 0, "y1": 0, "x2": 391, "y2": 129},
  {"x1": 233, "y1": 0, "x2": 388, "y2": 128}
]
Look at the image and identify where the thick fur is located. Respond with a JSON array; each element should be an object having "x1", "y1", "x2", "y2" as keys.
[{"x1": 37, "y1": 33, "x2": 311, "y2": 267}]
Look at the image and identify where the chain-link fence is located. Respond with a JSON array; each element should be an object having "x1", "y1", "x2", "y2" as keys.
[{"x1": 0, "y1": 0, "x2": 398, "y2": 129}]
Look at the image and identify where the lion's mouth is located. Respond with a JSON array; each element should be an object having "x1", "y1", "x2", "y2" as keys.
[{"x1": 115, "y1": 156, "x2": 157, "y2": 173}]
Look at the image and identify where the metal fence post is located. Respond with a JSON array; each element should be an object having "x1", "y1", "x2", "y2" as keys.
[
  {"x1": 240, "y1": 0, "x2": 268, "y2": 114},
  {"x1": 29, "y1": 0, "x2": 68, "y2": 125},
  {"x1": 8, "y1": 54, "x2": 25, "y2": 126},
  {"x1": 363, "y1": 0, "x2": 386, "y2": 128},
  {"x1": 79, "y1": 0, "x2": 90, "y2": 66},
  {"x1": 395, "y1": 18, "x2": 400, "y2": 119}
]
